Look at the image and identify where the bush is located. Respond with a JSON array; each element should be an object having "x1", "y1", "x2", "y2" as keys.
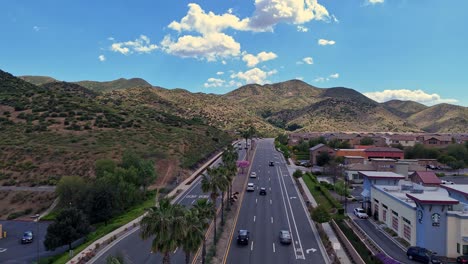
[
  {"x1": 293, "y1": 169, "x2": 303, "y2": 178},
  {"x1": 311, "y1": 205, "x2": 331, "y2": 223}
]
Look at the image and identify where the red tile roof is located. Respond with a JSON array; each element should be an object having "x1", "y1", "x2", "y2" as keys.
[{"x1": 412, "y1": 171, "x2": 441, "y2": 185}]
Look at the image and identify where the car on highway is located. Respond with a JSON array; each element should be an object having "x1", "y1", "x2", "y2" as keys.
[
  {"x1": 246, "y1": 183, "x2": 255, "y2": 192},
  {"x1": 353, "y1": 208, "x2": 368, "y2": 219},
  {"x1": 406, "y1": 246, "x2": 442, "y2": 263},
  {"x1": 279, "y1": 230, "x2": 292, "y2": 245},
  {"x1": 250, "y1": 172, "x2": 257, "y2": 178},
  {"x1": 457, "y1": 255, "x2": 468, "y2": 264},
  {"x1": 21, "y1": 231, "x2": 34, "y2": 244},
  {"x1": 259, "y1": 187, "x2": 266, "y2": 195},
  {"x1": 237, "y1": 229, "x2": 250, "y2": 245},
  {"x1": 269, "y1": 161, "x2": 274, "y2": 166}
]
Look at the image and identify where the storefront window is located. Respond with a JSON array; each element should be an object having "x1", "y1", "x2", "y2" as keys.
[{"x1": 463, "y1": 245, "x2": 468, "y2": 255}]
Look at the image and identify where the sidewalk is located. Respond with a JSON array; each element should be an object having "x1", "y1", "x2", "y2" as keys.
[{"x1": 289, "y1": 158, "x2": 352, "y2": 264}]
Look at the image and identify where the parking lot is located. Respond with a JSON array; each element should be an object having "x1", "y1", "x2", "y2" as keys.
[{"x1": 0, "y1": 220, "x2": 51, "y2": 263}]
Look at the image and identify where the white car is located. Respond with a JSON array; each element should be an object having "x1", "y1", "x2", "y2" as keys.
[
  {"x1": 246, "y1": 183, "x2": 255, "y2": 192},
  {"x1": 441, "y1": 180, "x2": 454, "y2": 185},
  {"x1": 250, "y1": 172, "x2": 257, "y2": 178},
  {"x1": 353, "y1": 208, "x2": 368, "y2": 219}
]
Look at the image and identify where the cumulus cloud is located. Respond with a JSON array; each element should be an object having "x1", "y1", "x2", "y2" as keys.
[
  {"x1": 111, "y1": 35, "x2": 158, "y2": 55},
  {"x1": 216, "y1": 71, "x2": 224, "y2": 75},
  {"x1": 248, "y1": 0, "x2": 330, "y2": 31},
  {"x1": 204, "y1": 77, "x2": 225, "y2": 88},
  {"x1": 302, "y1": 57, "x2": 314, "y2": 64},
  {"x1": 230, "y1": 67, "x2": 277, "y2": 85},
  {"x1": 242, "y1": 51, "x2": 278, "y2": 67},
  {"x1": 314, "y1": 73, "x2": 339, "y2": 82},
  {"x1": 33, "y1": 26, "x2": 40, "y2": 32},
  {"x1": 98, "y1": 55, "x2": 106, "y2": 62},
  {"x1": 161, "y1": 33, "x2": 240, "y2": 61},
  {"x1": 367, "y1": 0, "x2": 384, "y2": 4},
  {"x1": 297, "y1": 25, "x2": 309, "y2": 32},
  {"x1": 363, "y1": 89, "x2": 458, "y2": 105},
  {"x1": 318, "y1": 39, "x2": 335, "y2": 46}
]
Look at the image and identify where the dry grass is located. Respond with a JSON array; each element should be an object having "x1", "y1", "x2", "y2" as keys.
[{"x1": 0, "y1": 191, "x2": 56, "y2": 220}]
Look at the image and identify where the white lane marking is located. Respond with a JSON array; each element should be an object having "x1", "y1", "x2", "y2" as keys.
[
  {"x1": 273, "y1": 243, "x2": 276, "y2": 253},
  {"x1": 271, "y1": 217, "x2": 274, "y2": 224},
  {"x1": 269, "y1": 187, "x2": 272, "y2": 191},
  {"x1": 290, "y1": 196, "x2": 297, "y2": 199},
  {"x1": 277, "y1": 166, "x2": 305, "y2": 259},
  {"x1": 0, "y1": 248, "x2": 7, "y2": 253},
  {"x1": 306, "y1": 248, "x2": 317, "y2": 254},
  {"x1": 269, "y1": 177, "x2": 271, "y2": 181},
  {"x1": 256, "y1": 198, "x2": 258, "y2": 204},
  {"x1": 253, "y1": 216, "x2": 256, "y2": 222},
  {"x1": 173, "y1": 247, "x2": 178, "y2": 253},
  {"x1": 191, "y1": 199, "x2": 196, "y2": 205},
  {"x1": 251, "y1": 241, "x2": 254, "y2": 251},
  {"x1": 270, "y1": 199, "x2": 272, "y2": 205}
]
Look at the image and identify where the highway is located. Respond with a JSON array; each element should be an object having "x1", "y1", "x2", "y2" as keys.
[
  {"x1": 224, "y1": 138, "x2": 327, "y2": 264},
  {"x1": 92, "y1": 142, "x2": 247, "y2": 264}
]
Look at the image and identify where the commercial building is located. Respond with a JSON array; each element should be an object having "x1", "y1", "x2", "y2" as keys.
[{"x1": 361, "y1": 171, "x2": 468, "y2": 258}]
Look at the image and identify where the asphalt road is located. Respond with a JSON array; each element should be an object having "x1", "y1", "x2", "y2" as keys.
[
  {"x1": 0, "y1": 220, "x2": 74, "y2": 264},
  {"x1": 92, "y1": 142, "x2": 248, "y2": 264},
  {"x1": 224, "y1": 139, "x2": 327, "y2": 264}
]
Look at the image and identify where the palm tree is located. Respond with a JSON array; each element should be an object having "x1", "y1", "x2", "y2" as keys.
[
  {"x1": 201, "y1": 167, "x2": 228, "y2": 244},
  {"x1": 140, "y1": 198, "x2": 186, "y2": 264},
  {"x1": 193, "y1": 199, "x2": 214, "y2": 264},
  {"x1": 222, "y1": 146, "x2": 238, "y2": 210},
  {"x1": 180, "y1": 208, "x2": 204, "y2": 264}
]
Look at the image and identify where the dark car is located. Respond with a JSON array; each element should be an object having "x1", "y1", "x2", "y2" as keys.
[
  {"x1": 259, "y1": 187, "x2": 267, "y2": 195},
  {"x1": 457, "y1": 256, "x2": 468, "y2": 264},
  {"x1": 279, "y1": 230, "x2": 292, "y2": 245},
  {"x1": 237, "y1": 229, "x2": 249, "y2": 245},
  {"x1": 269, "y1": 161, "x2": 274, "y2": 166},
  {"x1": 406, "y1": 246, "x2": 442, "y2": 263},
  {"x1": 21, "y1": 231, "x2": 33, "y2": 244}
]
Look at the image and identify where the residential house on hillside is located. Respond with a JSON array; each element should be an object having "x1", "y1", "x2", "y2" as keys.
[
  {"x1": 417, "y1": 135, "x2": 452, "y2": 147},
  {"x1": 309, "y1": 144, "x2": 335, "y2": 165},
  {"x1": 364, "y1": 147, "x2": 404, "y2": 160},
  {"x1": 385, "y1": 134, "x2": 417, "y2": 147},
  {"x1": 409, "y1": 171, "x2": 441, "y2": 187},
  {"x1": 335, "y1": 149, "x2": 367, "y2": 159},
  {"x1": 288, "y1": 132, "x2": 322, "y2": 145}
]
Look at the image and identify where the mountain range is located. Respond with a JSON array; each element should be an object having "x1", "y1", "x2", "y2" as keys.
[{"x1": 0, "y1": 69, "x2": 467, "y2": 188}]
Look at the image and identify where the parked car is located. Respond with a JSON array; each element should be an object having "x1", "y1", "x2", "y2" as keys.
[
  {"x1": 269, "y1": 161, "x2": 274, "y2": 166},
  {"x1": 237, "y1": 229, "x2": 250, "y2": 245},
  {"x1": 353, "y1": 208, "x2": 369, "y2": 219},
  {"x1": 246, "y1": 183, "x2": 255, "y2": 192},
  {"x1": 406, "y1": 246, "x2": 442, "y2": 263},
  {"x1": 21, "y1": 231, "x2": 33, "y2": 244},
  {"x1": 457, "y1": 256, "x2": 468, "y2": 264},
  {"x1": 250, "y1": 172, "x2": 257, "y2": 178},
  {"x1": 441, "y1": 180, "x2": 454, "y2": 185},
  {"x1": 279, "y1": 230, "x2": 292, "y2": 245},
  {"x1": 259, "y1": 187, "x2": 267, "y2": 195}
]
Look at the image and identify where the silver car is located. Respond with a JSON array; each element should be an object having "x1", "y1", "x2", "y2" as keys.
[{"x1": 279, "y1": 230, "x2": 292, "y2": 245}]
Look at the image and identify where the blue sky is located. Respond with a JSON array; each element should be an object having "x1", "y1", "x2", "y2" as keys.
[{"x1": 1, "y1": 0, "x2": 467, "y2": 106}]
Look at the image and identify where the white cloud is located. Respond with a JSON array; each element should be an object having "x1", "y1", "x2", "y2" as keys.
[
  {"x1": 297, "y1": 25, "x2": 309, "y2": 32},
  {"x1": 331, "y1": 14, "x2": 339, "y2": 23},
  {"x1": 367, "y1": 0, "x2": 384, "y2": 4},
  {"x1": 242, "y1": 51, "x2": 278, "y2": 67},
  {"x1": 248, "y1": 0, "x2": 331, "y2": 31},
  {"x1": 363, "y1": 89, "x2": 458, "y2": 105},
  {"x1": 302, "y1": 57, "x2": 314, "y2": 64},
  {"x1": 314, "y1": 73, "x2": 339, "y2": 82},
  {"x1": 161, "y1": 33, "x2": 240, "y2": 61},
  {"x1": 33, "y1": 26, "x2": 40, "y2": 32},
  {"x1": 216, "y1": 71, "x2": 224, "y2": 75},
  {"x1": 230, "y1": 67, "x2": 277, "y2": 85},
  {"x1": 204, "y1": 77, "x2": 225, "y2": 88},
  {"x1": 318, "y1": 39, "x2": 336, "y2": 46},
  {"x1": 296, "y1": 76, "x2": 304, "y2": 80},
  {"x1": 222, "y1": 60, "x2": 227, "y2": 65},
  {"x1": 98, "y1": 55, "x2": 106, "y2": 62},
  {"x1": 108, "y1": 37, "x2": 114, "y2": 41},
  {"x1": 111, "y1": 35, "x2": 158, "y2": 55}
]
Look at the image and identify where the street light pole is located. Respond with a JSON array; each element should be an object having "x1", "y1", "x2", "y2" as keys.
[{"x1": 34, "y1": 214, "x2": 40, "y2": 264}]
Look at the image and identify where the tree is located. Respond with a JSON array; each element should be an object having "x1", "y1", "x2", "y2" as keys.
[
  {"x1": 181, "y1": 208, "x2": 204, "y2": 264},
  {"x1": 95, "y1": 159, "x2": 117, "y2": 178},
  {"x1": 121, "y1": 151, "x2": 157, "y2": 193},
  {"x1": 316, "y1": 152, "x2": 331, "y2": 166},
  {"x1": 276, "y1": 134, "x2": 289, "y2": 145},
  {"x1": 360, "y1": 137, "x2": 374, "y2": 146},
  {"x1": 140, "y1": 198, "x2": 186, "y2": 264},
  {"x1": 44, "y1": 207, "x2": 90, "y2": 251},
  {"x1": 311, "y1": 204, "x2": 331, "y2": 223},
  {"x1": 293, "y1": 169, "x2": 303, "y2": 178},
  {"x1": 106, "y1": 255, "x2": 124, "y2": 264},
  {"x1": 201, "y1": 167, "x2": 228, "y2": 244},
  {"x1": 193, "y1": 199, "x2": 214, "y2": 264},
  {"x1": 56, "y1": 176, "x2": 87, "y2": 207},
  {"x1": 84, "y1": 180, "x2": 117, "y2": 224}
]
